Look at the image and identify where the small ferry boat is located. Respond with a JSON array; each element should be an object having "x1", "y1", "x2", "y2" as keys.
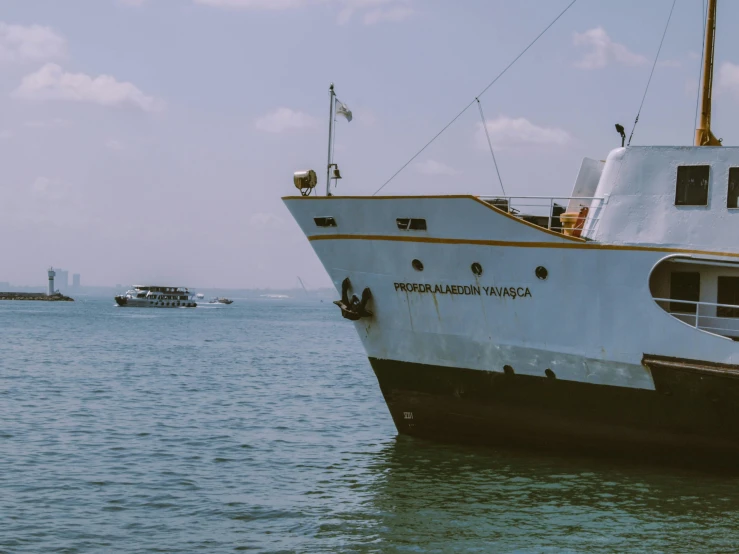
[{"x1": 114, "y1": 285, "x2": 197, "y2": 308}]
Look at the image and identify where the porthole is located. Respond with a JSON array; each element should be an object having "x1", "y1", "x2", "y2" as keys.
[
  {"x1": 412, "y1": 259, "x2": 424, "y2": 271},
  {"x1": 471, "y1": 262, "x2": 483, "y2": 276},
  {"x1": 535, "y1": 266, "x2": 548, "y2": 280},
  {"x1": 545, "y1": 368, "x2": 556, "y2": 379}
]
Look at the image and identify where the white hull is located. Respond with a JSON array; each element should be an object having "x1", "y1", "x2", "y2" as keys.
[{"x1": 285, "y1": 195, "x2": 739, "y2": 388}]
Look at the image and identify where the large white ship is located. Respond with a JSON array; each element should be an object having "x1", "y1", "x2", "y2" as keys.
[
  {"x1": 114, "y1": 285, "x2": 197, "y2": 308},
  {"x1": 284, "y1": 1, "x2": 739, "y2": 459}
]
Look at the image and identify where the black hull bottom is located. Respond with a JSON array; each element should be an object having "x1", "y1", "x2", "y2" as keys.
[{"x1": 369, "y1": 356, "x2": 739, "y2": 464}]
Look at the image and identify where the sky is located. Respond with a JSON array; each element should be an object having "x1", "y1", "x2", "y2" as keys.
[{"x1": 2, "y1": 0, "x2": 739, "y2": 289}]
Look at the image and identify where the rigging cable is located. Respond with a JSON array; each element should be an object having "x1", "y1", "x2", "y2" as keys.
[
  {"x1": 627, "y1": 0, "x2": 678, "y2": 146},
  {"x1": 476, "y1": 98, "x2": 505, "y2": 196},
  {"x1": 693, "y1": 0, "x2": 708, "y2": 141},
  {"x1": 372, "y1": 0, "x2": 578, "y2": 196}
]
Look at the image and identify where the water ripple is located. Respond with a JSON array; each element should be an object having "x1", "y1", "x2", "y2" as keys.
[{"x1": 2, "y1": 298, "x2": 739, "y2": 552}]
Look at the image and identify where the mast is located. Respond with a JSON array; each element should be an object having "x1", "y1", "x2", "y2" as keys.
[
  {"x1": 326, "y1": 83, "x2": 336, "y2": 195},
  {"x1": 297, "y1": 276, "x2": 308, "y2": 296},
  {"x1": 695, "y1": 0, "x2": 721, "y2": 146}
]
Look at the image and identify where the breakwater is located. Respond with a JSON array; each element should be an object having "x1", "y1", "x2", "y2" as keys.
[{"x1": 0, "y1": 292, "x2": 74, "y2": 301}]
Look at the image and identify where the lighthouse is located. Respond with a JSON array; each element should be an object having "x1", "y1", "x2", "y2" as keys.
[{"x1": 47, "y1": 267, "x2": 56, "y2": 296}]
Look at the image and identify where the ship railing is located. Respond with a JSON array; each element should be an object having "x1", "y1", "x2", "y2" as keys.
[
  {"x1": 477, "y1": 195, "x2": 605, "y2": 237},
  {"x1": 653, "y1": 297, "x2": 739, "y2": 340}
]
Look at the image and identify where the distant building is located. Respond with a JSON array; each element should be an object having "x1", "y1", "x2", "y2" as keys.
[
  {"x1": 72, "y1": 274, "x2": 80, "y2": 288},
  {"x1": 53, "y1": 268, "x2": 69, "y2": 290}
]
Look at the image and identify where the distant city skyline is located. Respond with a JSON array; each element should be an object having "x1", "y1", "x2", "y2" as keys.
[
  {"x1": 54, "y1": 268, "x2": 68, "y2": 289},
  {"x1": 3, "y1": 1, "x2": 739, "y2": 288},
  {"x1": 0, "y1": 267, "x2": 326, "y2": 291}
]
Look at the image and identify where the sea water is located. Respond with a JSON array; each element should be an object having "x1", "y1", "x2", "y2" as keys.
[{"x1": 2, "y1": 297, "x2": 739, "y2": 552}]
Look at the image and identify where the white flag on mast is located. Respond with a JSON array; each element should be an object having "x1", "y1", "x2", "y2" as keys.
[{"x1": 335, "y1": 98, "x2": 352, "y2": 122}]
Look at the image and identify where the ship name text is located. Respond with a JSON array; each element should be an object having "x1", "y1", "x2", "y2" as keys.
[{"x1": 394, "y1": 283, "x2": 532, "y2": 299}]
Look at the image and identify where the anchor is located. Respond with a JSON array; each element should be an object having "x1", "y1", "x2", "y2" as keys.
[{"x1": 334, "y1": 277, "x2": 373, "y2": 321}]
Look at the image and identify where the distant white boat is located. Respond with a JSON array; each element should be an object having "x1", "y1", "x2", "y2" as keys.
[
  {"x1": 199, "y1": 297, "x2": 234, "y2": 305},
  {"x1": 260, "y1": 294, "x2": 289, "y2": 299}
]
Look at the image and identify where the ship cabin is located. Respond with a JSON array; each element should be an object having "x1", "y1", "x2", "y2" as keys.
[
  {"x1": 484, "y1": 145, "x2": 739, "y2": 341},
  {"x1": 132, "y1": 285, "x2": 191, "y2": 301}
]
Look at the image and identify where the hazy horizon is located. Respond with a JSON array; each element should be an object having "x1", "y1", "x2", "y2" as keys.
[
  {"x1": 0, "y1": 280, "x2": 335, "y2": 292},
  {"x1": 3, "y1": 0, "x2": 739, "y2": 288}
]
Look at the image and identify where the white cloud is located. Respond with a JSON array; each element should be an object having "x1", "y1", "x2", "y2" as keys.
[
  {"x1": 30, "y1": 176, "x2": 69, "y2": 201},
  {"x1": 255, "y1": 107, "x2": 318, "y2": 133},
  {"x1": 24, "y1": 118, "x2": 70, "y2": 128},
  {"x1": 362, "y1": 6, "x2": 413, "y2": 24},
  {"x1": 106, "y1": 138, "x2": 125, "y2": 151},
  {"x1": 194, "y1": 0, "x2": 312, "y2": 9},
  {"x1": 0, "y1": 22, "x2": 66, "y2": 64},
  {"x1": 194, "y1": 0, "x2": 414, "y2": 24},
  {"x1": 249, "y1": 212, "x2": 284, "y2": 229},
  {"x1": 337, "y1": 0, "x2": 411, "y2": 24},
  {"x1": 478, "y1": 116, "x2": 570, "y2": 148},
  {"x1": 414, "y1": 159, "x2": 458, "y2": 176},
  {"x1": 718, "y1": 62, "x2": 739, "y2": 96},
  {"x1": 1, "y1": 176, "x2": 89, "y2": 228},
  {"x1": 685, "y1": 77, "x2": 698, "y2": 97},
  {"x1": 118, "y1": 0, "x2": 148, "y2": 5},
  {"x1": 13, "y1": 63, "x2": 161, "y2": 112},
  {"x1": 573, "y1": 27, "x2": 647, "y2": 69},
  {"x1": 350, "y1": 107, "x2": 377, "y2": 126},
  {"x1": 0, "y1": 130, "x2": 13, "y2": 140}
]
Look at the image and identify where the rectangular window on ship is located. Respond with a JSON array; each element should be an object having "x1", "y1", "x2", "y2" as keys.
[
  {"x1": 396, "y1": 218, "x2": 427, "y2": 231},
  {"x1": 675, "y1": 165, "x2": 710, "y2": 206},
  {"x1": 728, "y1": 168, "x2": 739, "y2": 209}
]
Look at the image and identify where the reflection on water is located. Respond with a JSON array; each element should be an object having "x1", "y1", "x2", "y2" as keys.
[{"x1": 335, "y1": 437, "x2": 739, "y2": 552}]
